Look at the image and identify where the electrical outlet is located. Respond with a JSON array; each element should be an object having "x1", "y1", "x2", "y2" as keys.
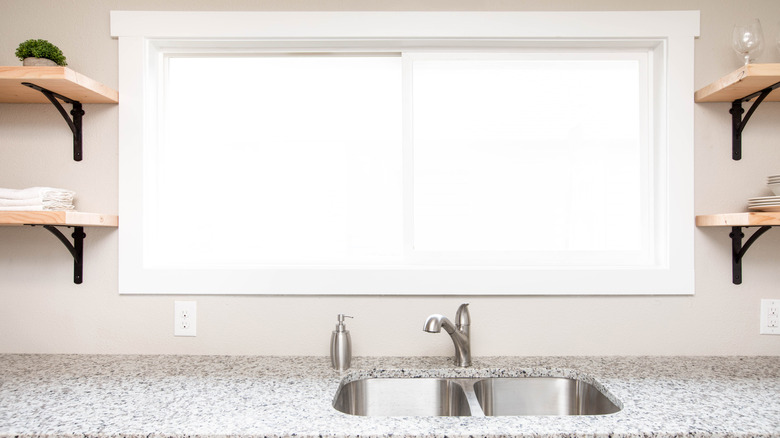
[
  {"x1": 760, "y1": 299, "x2": 780, "y2": 335},
  {"x1": 174, "y1": 301, "x2": 197, "y2": 337}
]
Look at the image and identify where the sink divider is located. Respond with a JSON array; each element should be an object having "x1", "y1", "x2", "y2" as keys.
[{"x1": 457, "y1": 379, "x2": 486, "y2": 417}]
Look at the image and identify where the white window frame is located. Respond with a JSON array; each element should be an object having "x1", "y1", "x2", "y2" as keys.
[{"x1": 111, "y1": 11, "x2": 699, "y2": 295}]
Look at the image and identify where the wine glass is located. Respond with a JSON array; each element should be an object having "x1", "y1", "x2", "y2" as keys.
[
  {"x1": 732, "y1": 19, "x2": 764, "y2": 66},
  {"x1": 776, "y1": 22, "x2": 780, "y2": 55}
]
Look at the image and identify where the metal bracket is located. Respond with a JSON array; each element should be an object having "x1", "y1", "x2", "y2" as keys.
[
  {"x1": 729, "y1": 80, "x2": 780, "y2": 161},
  {"x1": 20, "y1": 82, "x2": 85, "y2": 161},
  {"x1": 729, "y1": 225, "x2": 772, "y2": 284},
  {"x1": 30, "y1": 225, "x2": 86, "y2": 284}
]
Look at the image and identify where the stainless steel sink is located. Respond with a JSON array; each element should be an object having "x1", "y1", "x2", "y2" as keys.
[
  {"x1": 333, "y1": 376, "x2": 621, "y2": 417},
  {"x1": 332, "y1": 378, "x2": 473, "y2": 416},
  {"x1": 473, "y1": 377, "x2": 621, "y2": 416}
]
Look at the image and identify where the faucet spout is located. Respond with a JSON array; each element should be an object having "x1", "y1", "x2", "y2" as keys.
[
  {"x1": 423, "y1": 314, "x2": 453, "y2": 333},
  {"x1": 423, "y1": 304, "x2": 471, "y2": 367}
]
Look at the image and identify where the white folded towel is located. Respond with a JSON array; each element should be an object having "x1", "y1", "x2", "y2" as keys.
[
  {"x1": 0, "y1": 198, "x2": 41, "y2": 206},
  {"x1": 0, "y1": 187, "x2": 75, "y2": 211},
  {"x1": 0, "y1": 205, "x2": 47, "y2": 211},
  {"x1": 0, "y1": 200, "x2": 74, "y2": 210},
  {"x1": 0, "y1": 187, "x2": 74, "y2": 201}
]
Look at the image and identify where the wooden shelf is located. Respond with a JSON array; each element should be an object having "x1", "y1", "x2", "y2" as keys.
[
  {"x1": 0, "y1": 211, "x2": 118, "y2": 227},
  {"x1": 695, "y1": 64, "x2": 780, "y2": 160},
  {"x1": 0, "y1": 66, "x2": 118, "y2": 161},
  {"x1": 696, "y1": 212, "x2": 780, "y2": 284},
  {"x1": 0, "y1": 211, "x2": 118, "y2": 284},
  {"x1": 0, "y1": 66, "x2": 118, "y2": 104},
  {"x1": 696, "y1": 212, "x2": 780, "y2": 227},
  {"x1": 695, "y1": 63, "x2": 780, "y2": 103}
]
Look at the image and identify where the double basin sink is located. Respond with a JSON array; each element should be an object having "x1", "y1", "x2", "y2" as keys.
[{"x1": 333, "y1": 376, "x2": 621, "y2": 417}]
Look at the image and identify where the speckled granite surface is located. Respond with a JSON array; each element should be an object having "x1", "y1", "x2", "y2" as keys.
[{"x1": 0, "y1": 355, "x2": 778, "y2": 438}]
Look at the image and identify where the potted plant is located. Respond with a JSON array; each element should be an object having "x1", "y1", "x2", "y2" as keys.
[{"x1": 15, "y1": 39, "x2": 67, "y2": 66}]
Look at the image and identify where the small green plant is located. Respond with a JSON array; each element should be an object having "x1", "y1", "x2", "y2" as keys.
[{"x1": 15, "y1": 39, "x2": 67, "y2": 66}]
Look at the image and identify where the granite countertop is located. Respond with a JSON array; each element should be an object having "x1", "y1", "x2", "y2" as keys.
[{"x1": 1, "y1": 355, "x2": 778, "y2": 438}]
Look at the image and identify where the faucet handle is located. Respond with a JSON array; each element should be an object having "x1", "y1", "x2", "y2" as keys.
[{"x1": 455, "y1": 303, "x2": 470, "y2": 327}]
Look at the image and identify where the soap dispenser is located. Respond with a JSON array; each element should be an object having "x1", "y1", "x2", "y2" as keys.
[{"x1": 330, "y1": 314, "x2": 353, "y2": 371}]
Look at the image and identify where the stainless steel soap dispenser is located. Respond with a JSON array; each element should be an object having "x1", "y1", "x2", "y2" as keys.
[{"x1": 330, "y1": 314, "x2": 353, "y2": 371}]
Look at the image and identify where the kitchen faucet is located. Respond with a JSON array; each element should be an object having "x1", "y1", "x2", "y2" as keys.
[{"x1": 423, "y1": 303, "x2": 471, "y2": 367}]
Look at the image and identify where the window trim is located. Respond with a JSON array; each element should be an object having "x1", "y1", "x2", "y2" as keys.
[{"x1": 112, "y1": 11, "x2": 699, "y2": 295}]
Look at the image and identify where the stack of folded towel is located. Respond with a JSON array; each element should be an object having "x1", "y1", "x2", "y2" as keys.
[{"x1": 0, "y1": 187, "x2": 76, "y2": 211}]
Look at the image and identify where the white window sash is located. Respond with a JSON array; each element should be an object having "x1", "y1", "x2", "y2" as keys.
[{"x1": 402, "y1": 50, "x2": 653, "y2": 266}]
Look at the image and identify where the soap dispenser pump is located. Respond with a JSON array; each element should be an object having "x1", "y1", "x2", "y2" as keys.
[{"x1": 330, "y1": 314, "x2": 353, "y2": 371}]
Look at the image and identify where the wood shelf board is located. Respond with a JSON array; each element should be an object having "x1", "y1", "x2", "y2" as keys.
[
  {"x1": 0, "y1": 67, "x2": 118, "y2": 104},
  {"x1": 0, "y1": 211, "x2": 118, "y2": 227},
  {"x1": 694, "y1": 63, "x2": 780, "y2": 103},
  {"x1": 696, "y1": 212, "x2": 780, "y2": 227}
]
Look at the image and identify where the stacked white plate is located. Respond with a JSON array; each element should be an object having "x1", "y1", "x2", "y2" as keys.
[
  {"x1": 768, "y1": 174, "x2": 780, "y2": 195},
  {"x1": 748, "y1": 195, "x2": 780, "y2": 211}
]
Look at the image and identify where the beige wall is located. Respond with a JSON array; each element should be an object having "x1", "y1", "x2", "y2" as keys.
[{"x1": 1, "y1": 0, "x2": 779, "y2": 356}]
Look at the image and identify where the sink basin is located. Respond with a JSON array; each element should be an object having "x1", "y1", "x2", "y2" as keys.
[
  {"x1": 332, "y1": 378, "x2": 472, "y2": 416},
  {"x1": 333, "y1": 376, "x2": 621, "y2": 417},
  {"x1": 473, "y1": 377, "x2": 621, "y2": 416}
]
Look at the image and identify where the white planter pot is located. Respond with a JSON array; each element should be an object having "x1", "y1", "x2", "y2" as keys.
[{"x1": 22, "y1": 57, "x2": 58, "y2": 66}]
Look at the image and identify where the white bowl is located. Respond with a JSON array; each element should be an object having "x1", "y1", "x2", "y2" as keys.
[{"x1": 769, "y1": 182, "x2": 780, "y2": 196}]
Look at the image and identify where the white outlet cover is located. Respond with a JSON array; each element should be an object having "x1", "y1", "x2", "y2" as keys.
[
  {"x1": 174, "y1": 301, "x2": 197, "y2": 337},
  {"x1": 760, "y1": 299, "x2": 780, "y2": 335}
]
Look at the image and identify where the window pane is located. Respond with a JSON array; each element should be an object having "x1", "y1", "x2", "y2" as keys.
[
  {"x1": 148, "y1": 56, "x2": 403, "y2": 267},
  {"x1": 412, "y1": 56, "x2": 646, "y2": 253}
]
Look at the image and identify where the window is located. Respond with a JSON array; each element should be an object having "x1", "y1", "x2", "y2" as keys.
[{"x1": 112, "y1": 11, "x2": 699, "y2": 294}]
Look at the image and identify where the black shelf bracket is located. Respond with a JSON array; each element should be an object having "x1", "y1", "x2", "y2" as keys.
[
  {"x1": 20, "y1": 82, "x2": 85, "y2": 161},
  {"x1": 729, "y1": 225, "x2": 772, "y2": 284},
  {"x1": 730, "y1": 80, "x2": 780, "y2": 161},
  {"x1": 28, "y1": 225, "x2": 86, "y2": 284}
]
